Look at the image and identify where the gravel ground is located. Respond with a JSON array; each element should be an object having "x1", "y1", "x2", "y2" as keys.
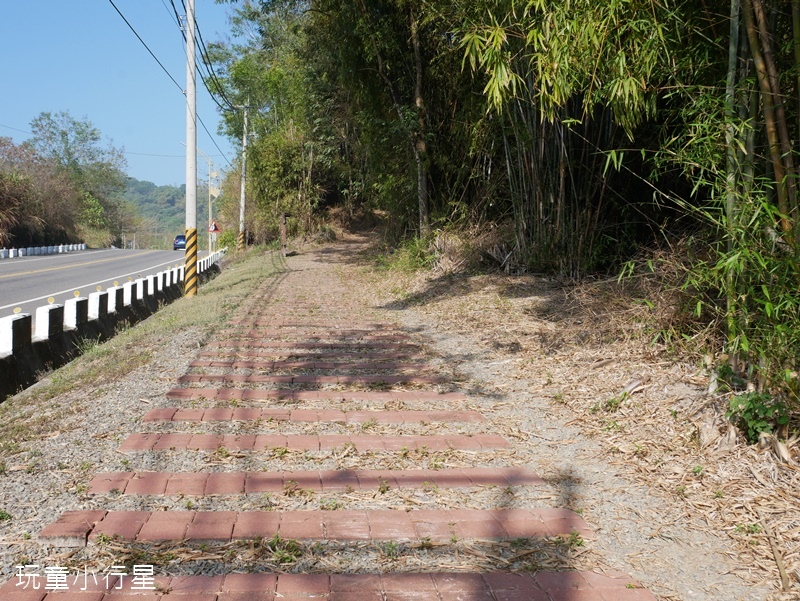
[{"x1": 0, "y1": 236, "x2": 778, "y2": 600}]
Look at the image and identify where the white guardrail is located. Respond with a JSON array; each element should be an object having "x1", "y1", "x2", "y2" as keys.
[
  {"x1": 0, "y1": 243, "x2": 88, "y2": 259},
  {"x1": 0, "y1": 248, "x2": 227, "y2": 357}
]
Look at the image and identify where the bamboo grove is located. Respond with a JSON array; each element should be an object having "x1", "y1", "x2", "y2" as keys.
[{"x1": 210, "y1": 0, "x2": 800, "y2": 406}]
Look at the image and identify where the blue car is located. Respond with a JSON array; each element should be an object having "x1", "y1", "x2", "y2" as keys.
[{"x1": 173, "y1": 234, "x2": 186, "y2": 250}]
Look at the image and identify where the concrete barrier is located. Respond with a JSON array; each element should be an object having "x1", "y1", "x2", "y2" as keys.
[
  {"x1": 65, "y1": 297, "x2": 89, "y2": 330},
  {"x1": 0, "y1": 243, "x2": 90, "y2": 260},
  {"x1": 0, "y1": 248, "x2": 227, "y2": 401}
]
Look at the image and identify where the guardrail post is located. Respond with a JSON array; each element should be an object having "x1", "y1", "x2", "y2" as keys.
[
  {"x1": 156, "y1": 271, "x2": 165, "y2": 291},
  {"x1": 34, "y1": 305, "x2": 64, "y2": 340},
  {"x1": 88, "y1": 291, "x2": 108, "y2": 320},
  {"x1": 134, "y1": 278, "x2": 146, "y2": 301},
  {"x1": 107, "y1": 286, "x2": 124, "y2": 313},
  {"x1": 64, "y1": 297, "x2": 89, "y2": 329},
  {"x1": 0, "y1": 314, "x2": 32, "y2": 356},
  {"x1": 146, "y1": 275, "x2": 157, "y2": 296},
  {"x1": 122, "y1": 282, "x2": 135, "y2": 306}
]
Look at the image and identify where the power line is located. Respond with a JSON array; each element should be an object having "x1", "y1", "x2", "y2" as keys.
[
  {"x1": 107, "y1": 0, "x2": 183, "y2": 92},
  {"x1": 0, "y1": 124, "x2": 32, "y2": 135},
  {"x1": 108, "y1": 0, "x2": 233, "y2": 168},
  {"x1": 171, "y1": 0, "x2": 236, "y2": 113}
]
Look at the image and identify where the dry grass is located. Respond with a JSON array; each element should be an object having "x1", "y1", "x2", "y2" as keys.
[{"x1": 357, "y1": 233, "x2": 800, "y2": 600}]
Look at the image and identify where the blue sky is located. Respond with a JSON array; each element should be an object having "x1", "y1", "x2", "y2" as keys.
[{"x1": 0, "y1": 0, "x2": 237, "y2": 186}]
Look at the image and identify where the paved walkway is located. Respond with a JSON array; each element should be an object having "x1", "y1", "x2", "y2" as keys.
[{"x1": 2, "y1": 246, "x2": 657, "y2": 600}]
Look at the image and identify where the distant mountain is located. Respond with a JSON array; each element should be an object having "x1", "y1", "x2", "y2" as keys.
[{"x1": 123, "y1": 178, "x2": 210, "y2": 248}]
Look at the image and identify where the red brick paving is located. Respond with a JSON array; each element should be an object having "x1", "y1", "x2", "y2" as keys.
[
  {"x1": 39, "y1": 508, "x2": 590, "y2": 547},
  {"x1": 188, "y1": 358, "x2": 432, "y2": 371},
  {"x1": 197, "y1": 350, "x2": 426, "y2": 360},
  {"x1": 1, "y1": 573, "x2": 656, "y2": 600},
  {"x1": 119, "y1": 433, "x2": 510, "y2": 453},
  {"x1": 176, "y1": 373, "x2": 446, "y2": 385},
  {"x1": 165, "y1": 388, "x2": 468, "y2": 402},
  {"x1": 203, "y1": 340, "x2": 420, "y2": 350},
  {"x1": 143, "y1": 407, "x2": 485, "y2": 423},
  {"x1": 16, "y1": 268, "x2": 659, "y2": 601}
]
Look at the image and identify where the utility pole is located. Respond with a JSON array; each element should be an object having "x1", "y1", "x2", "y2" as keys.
[
  {"x1": 183, "y1": 0, "x2": 198, "y2": 297},
  {"x1": 196, "y1": 146, "x2": 216, "y2": 253},
  {"x1": 238, "y1": 104, "x2": 248, "y2": 252}
]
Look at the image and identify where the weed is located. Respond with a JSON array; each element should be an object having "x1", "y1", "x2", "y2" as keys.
[
  {"x1": 184, "y1": 500, "x2": 195, "y2": 509},
  {"x1": 267, "y1": 534, "x2": 302, "y2": 564},
  {"x1": 79, "y1": 460, "x2": 92, "y2": 471},
  {"x1": 382, "y1": 540, "x2": 400, "y2": 558},
  {"x1": 361, "y1": 417, "x2": 377, "y2": 431},
  {"x1": 590, "y1": 392, "x2": 629, "y2": 413},
  {"x1": 378, "y1": 478, "x2": 390, "y2": 494},
  {"x1": 675, "y1": 484, "x2": 687, "y2": 498},
  {"x1": 320, "y1": 498, "x2": 344, "y2": 510},
  {"x1": 0, "y1": 461, "x2": 6, "y2": 476},
  {"x1": 735, "y1": 523, "x2": 762, "y2": 535},
  {"x1": 272, "y1": 446, "x2": 289, "y2": 458},
  {"x1": 726, "y1": 392, "x2": 789, "y2": 444},
  {"x1": 283, "y1": 480, "x2": 312, "y2": 498},
  {"x1": 553, "y1": 392, "x2": 566, "y2": 404},
  {"x1": 692, "y1": 465, "x2": 704, "y2": 477},
  {"x1": 94, "y1": 533, "x2": 112, "y2": 545},
  {"x1": 567, "y1": 531, "x2": 584, "y2": 547},
  {"x1": 713, "y1": 489, "x2": 724, "y2": 498},
  {"x1": 421, "y1": 481, "x2": 438, "y2": 493},
  {"x1": 420, "y1": 537, "x2": 433, "y2": 549},
  {"x1": 22, "y1": 532, "x2": 30, "y2": 540},
  {"x1": 215, "y1": 447, "x2": 230, "y2": 459},
  {"x1": 0, "y1": 510, "x2": 11, "y2": 521}
]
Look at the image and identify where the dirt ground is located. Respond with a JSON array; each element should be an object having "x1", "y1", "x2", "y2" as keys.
[
  {"x1": 342, "y1": 229, "x2": 798, "y2": 601},
  {"x1": 0, "y1": 230, "x2": 797, "y2": 600}
]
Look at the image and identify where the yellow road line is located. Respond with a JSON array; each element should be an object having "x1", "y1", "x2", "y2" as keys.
[{"x1": 0, "y1": 252, "x2": 157, "y2": 280}]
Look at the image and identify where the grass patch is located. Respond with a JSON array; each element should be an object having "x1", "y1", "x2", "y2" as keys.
[{"x1": 0, "y1": 248, "x2": 285, "y2": 458}]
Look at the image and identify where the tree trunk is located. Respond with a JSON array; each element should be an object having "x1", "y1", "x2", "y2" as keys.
[
  {"x1": 409, "y1": 3, "x2": 430, "y2": 236},
  {"x1": 752, "y1": 0, "x2": 798, "y2": 233},
  {"x1": 743, "y1": 0, "x2": 791, "y2": 234},
  {"x1": 725, "y1": 0, "x2": 741, "y2": 372}
]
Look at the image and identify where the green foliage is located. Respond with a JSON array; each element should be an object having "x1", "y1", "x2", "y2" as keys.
[
  {"x1": 218, "y1": 229, "x2": 237, "y2": 250},
  {"x1": 377, "y1": 235, "x2": 435, "y2": 272},
  {"x1": 726, "y1": 392, "x2": 789, "y2": 444}
]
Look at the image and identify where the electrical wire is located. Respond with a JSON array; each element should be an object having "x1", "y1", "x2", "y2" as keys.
[
  {"x1": 108, "y1": 0, "x2": 233, "y2": 167},
  {"x1": 0, "y1": 124, "x2": 32, "y2": 135},
  {"x1": 107, "y1": 0, "x2": 184, "y2": 92},
  {"x1": 171, "y1": 0, "x2": 236, "y2": 113}
]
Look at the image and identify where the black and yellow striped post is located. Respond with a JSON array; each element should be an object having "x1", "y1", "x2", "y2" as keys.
[
  {"x1": 184, "y1": 227, "x2": 198, "y2": 297},
  {"x1": 237, "y1": 229, "x2": 245, "y2": 252}
]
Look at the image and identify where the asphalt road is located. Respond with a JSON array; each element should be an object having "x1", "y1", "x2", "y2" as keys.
[{"x1": 0, "y1": 249, "x2": 199, "y2": 321}]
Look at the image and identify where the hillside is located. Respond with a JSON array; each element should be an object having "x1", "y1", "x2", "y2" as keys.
[{"x1": 122, "y1": 178, "x2": 211, "y2": 248}]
